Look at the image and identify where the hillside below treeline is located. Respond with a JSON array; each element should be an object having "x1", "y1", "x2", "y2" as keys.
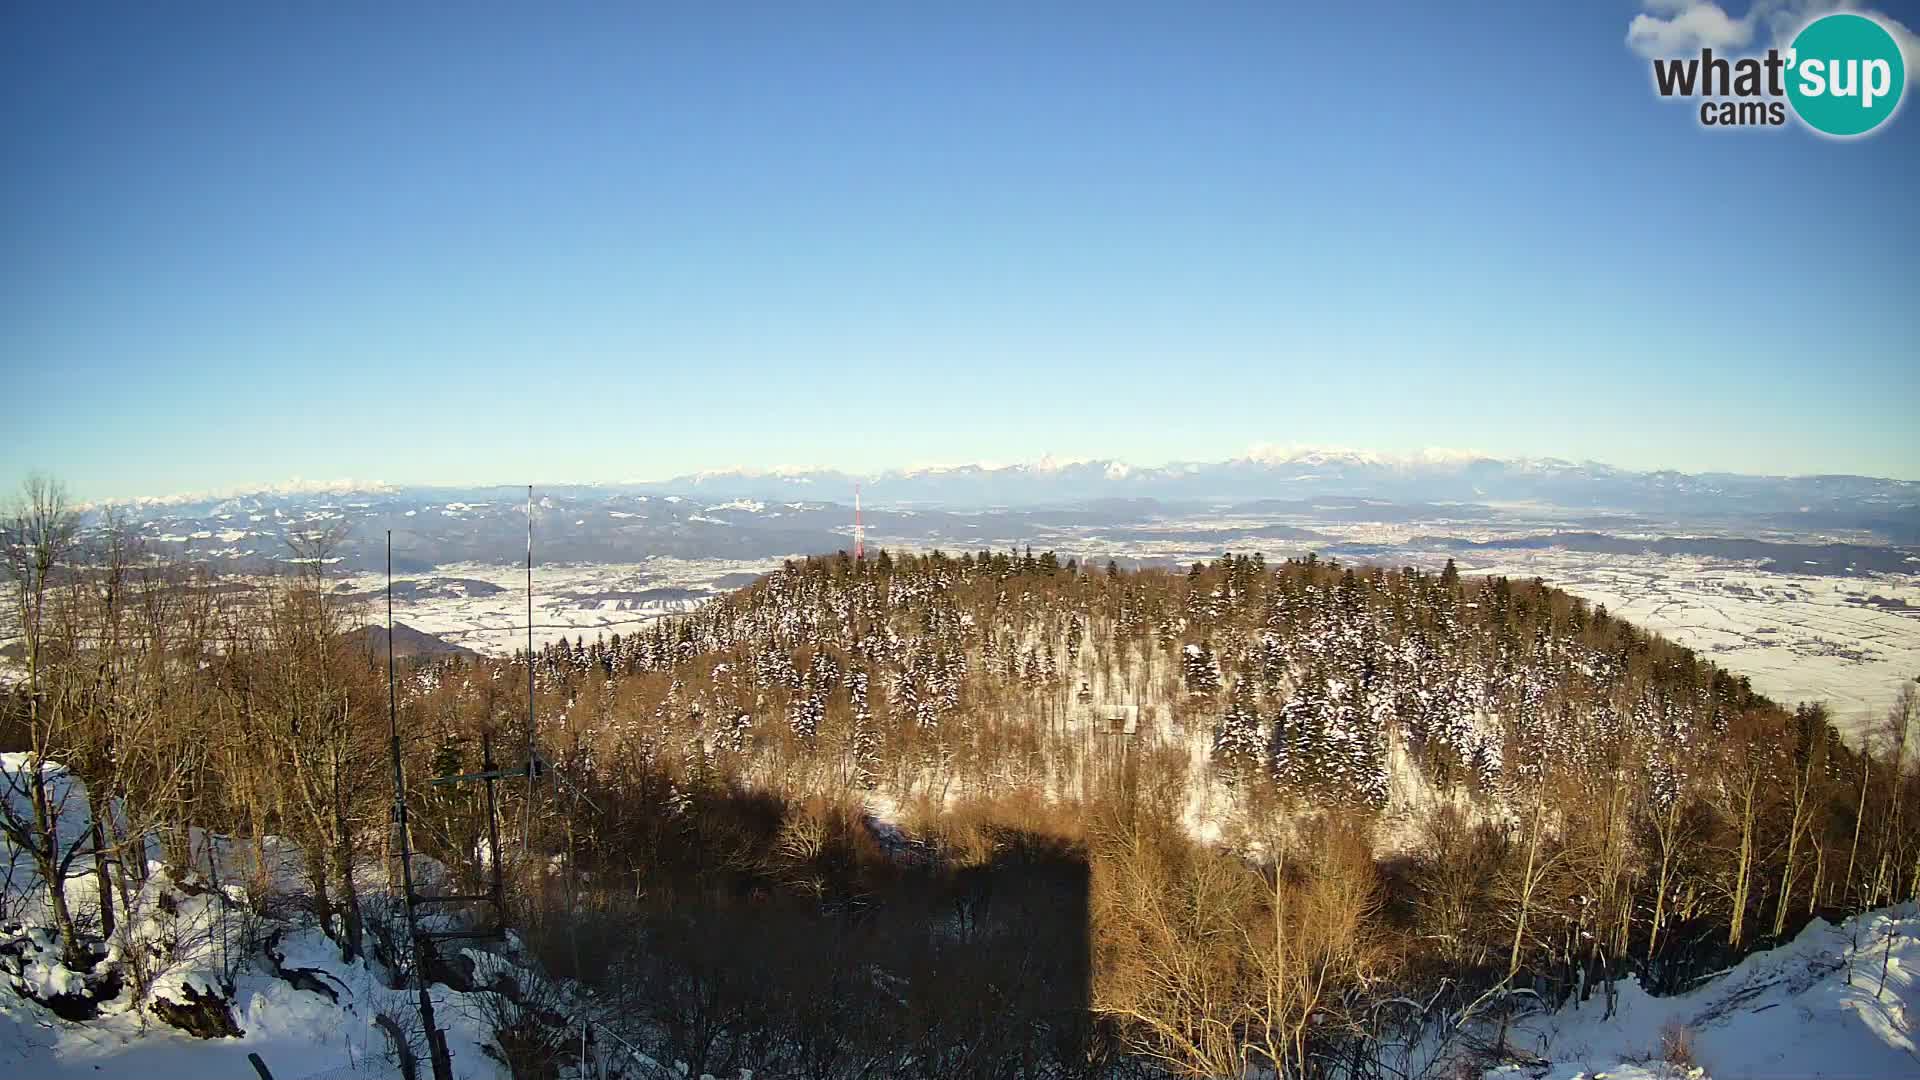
[
  {"x1": 463, "y1": 550, "x2": 1913, "y2": 1059},
  {"x1": 6, "y1": 542, "x2": 1917, "y2": 1079},
  {"x1": 516, "y1": 546, "x2": 1817, "y2": 828}
]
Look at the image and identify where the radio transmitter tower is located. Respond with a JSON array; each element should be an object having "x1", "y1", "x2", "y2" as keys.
[{"x1": 854, "y1": 482, "x2": 865, "y2": 560}]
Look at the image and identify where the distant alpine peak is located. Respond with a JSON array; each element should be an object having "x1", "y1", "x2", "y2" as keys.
[
  {"x1": 681, "y1": 447, "x2": 1515, "y2": 484},
  {"x1": 637, "y1": 448, "x2": 1914, "y2": 513},
  {"x1": 896, "y1": 461, "x2": 1005, "y2": 477},
  {"x1": 1030, "y1": 454, "x2": 1096, "y2": 473},
  {"x1": 81, "y1": 478, "x2": 398, "y2": 513},
  {"x1": 683, "y1": 465, "x2": 842, "y2": 484},
  {"x1": 656, "y1": 447, "x2": 1914, "y2": 492},
  {"x1": 1237, "y1": 444, "x2": 1495, "y2": 469}
]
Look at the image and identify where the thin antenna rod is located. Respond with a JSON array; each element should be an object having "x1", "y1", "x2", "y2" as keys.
[
  {"x1": 527, "y1": 483, "x2": 534, "y2": 752},
  {"x1": 522, "y1": 485, "x2": 537, "y2": 857},
  {"x1": 387, "y1": 530, "x2": 452, "y2": 1080}
]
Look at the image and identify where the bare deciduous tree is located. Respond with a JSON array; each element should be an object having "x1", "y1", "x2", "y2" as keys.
[{"x1": 1, "y1": 475, "x2": 90, "y2": 966}]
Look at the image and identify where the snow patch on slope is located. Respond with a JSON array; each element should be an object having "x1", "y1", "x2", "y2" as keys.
[{"x1": 1488, "y1": 903, "x2": 1920, "y2": 1080}]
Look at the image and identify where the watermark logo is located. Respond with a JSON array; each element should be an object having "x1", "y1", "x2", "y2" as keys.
[
  {"x1": 1786, "y1": 12, "x2": 1904, "y2": 135},
  {"x1": 1650, "y1": 11, "x2": 1905, "y2": 136}
]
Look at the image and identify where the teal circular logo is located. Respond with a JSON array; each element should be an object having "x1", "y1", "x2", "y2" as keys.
[{"x1": 1787, "y1": 13, "x2": 1905, "y2": 136}]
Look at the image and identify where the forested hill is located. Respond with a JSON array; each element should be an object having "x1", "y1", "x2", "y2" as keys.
[
  {"x1": 474, "y1": 549, "x2": 1914, "y2": 1017},
  {"x1": 525, "y1": 548, "x2": 1793, "y2": 816}
]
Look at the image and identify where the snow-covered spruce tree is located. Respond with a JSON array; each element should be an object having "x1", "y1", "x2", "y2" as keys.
[
  {"x1": 1272, "y1": 670, "x2": 1331, "y2": 796},
  {"x1": 1021, "y1": 646, "x2": 1044, "y2": 690},
  {"x1": 1182, "y1": 640, "x2": 1221, "y2": 697},
  {"x1": 1360, "y1": 690, "x2": 1393, "y2": 804},
  {"x1": 848, "y1": 665, "x2": 878, "y2": 789},
  {"x1": 787, "y1": 680, "x2": 825, "y2": 745},
  {"x1": 1212, "y1": 679, "x2": 1264, "y2": 783}
]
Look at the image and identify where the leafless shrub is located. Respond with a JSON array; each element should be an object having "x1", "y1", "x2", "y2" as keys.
[
  {"x1": 371, "y1": 988, "x2": 429, "y2": 1080},
  {"x1": 1660, "y1": 1019, "x2": 1699, "y2": 1069},
  {"x1": 466, "y1": 973, "x2": 577, "y2": 1080}
]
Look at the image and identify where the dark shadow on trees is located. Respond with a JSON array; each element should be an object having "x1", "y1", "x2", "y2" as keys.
[{"x1": 473, "y1": 776, "x2": 1105, "y2": 1080}]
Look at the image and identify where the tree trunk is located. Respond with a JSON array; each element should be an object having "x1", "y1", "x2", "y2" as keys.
[
  {"x1": 1510, "y1": 794, "x2": 1544, "y2": 979},
  {"x1": 89, "y1": 813, "x2": 115, "y2": 939},
  {"x1": 1772, "y1": 816, "x2": 1801, "y2": 938},
  {"x1": 28, "y1": 758, "x2": 86, "y2": 969},
  {"x1": 1729, "y1": 782, "x2": 1755, "y2": 949},
  {"x1": 307, "y1": 847, "x2": 337, "y2": 946},
  {"x1": 1648, "y1": 800, "x2": 1680, "y2": 964},
  {"x1": 1845, "y1": 759, "x2": 1868, "y2": 910},
  {"x1": 1809, "y1": 820, "x2": 1827, "y2": 916},
  {"x1": 332, "y1": 781, "x2": 364, "y2": 962}
]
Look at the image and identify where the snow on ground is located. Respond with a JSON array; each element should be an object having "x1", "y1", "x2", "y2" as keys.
[
  {"x1": 1487, "y1": 903, "x2": 1919, "y2": 1080},
  {"x1": 2, "y1": 911, "x2": 502, "y2": 1080},
  {"x1": 2, "y1": 756, "x2": 502, "y2": 1080},
  {"x1": 336, "y1": 557, "x2": 786, "y2": 654},
  {"x1": 2, "y1": 752, "x2": 94, "y2": 901},
  {"x1": 3, "y1": 847, "x2": 494, "y2": 1074},
  {"x1": 1443, "y1": 551, "x2": 1920, "y2": 743},
  {"x1": 1489, "y1": 1065, "x2": 1702, "y2": 1080}
]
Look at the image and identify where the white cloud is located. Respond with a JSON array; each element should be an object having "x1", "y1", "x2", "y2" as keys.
[
  {"x1": 1626, "y1": 1, "x2": 1920, "y2": 69},
  {"x1": 1627, "y1": 2, "x2": 1759, "y2": 57}
]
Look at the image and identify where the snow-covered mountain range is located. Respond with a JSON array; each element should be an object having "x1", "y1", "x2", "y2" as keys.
[
  {"x1": 99, "y1": 448, "x2": 1917, "y2": 520},
  {"x1": 66, "y1": 448, "x2": 1919, "y2": 575},
  {"x1": 652, "y1": 447, "x2": 1917, "y2": 514}
]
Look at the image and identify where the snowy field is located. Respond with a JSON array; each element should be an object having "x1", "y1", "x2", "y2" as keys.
[
  {"x1": 1440, "y1": 550, "x2": 1920, "y2": 741},
  {"x1": 337, "y1": 556, "x2": 787, "y2": 654}
]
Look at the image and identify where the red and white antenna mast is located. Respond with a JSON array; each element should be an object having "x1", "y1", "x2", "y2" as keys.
[{"x1": 854, "y1": 481, "x2": 865, "y2": 560}]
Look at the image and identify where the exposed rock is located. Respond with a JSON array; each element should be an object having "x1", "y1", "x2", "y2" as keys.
[
  {"x1": 151, "y1": 980, "x2": 242, "y2": 1039},
  {"x1": 264, "y1": 928, "x2": 346, "y2": 1004}
]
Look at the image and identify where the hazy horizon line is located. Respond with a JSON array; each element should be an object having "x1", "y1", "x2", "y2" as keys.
[{"x1": 30, "y1": 442, "x2": 1918, "y2": 510}]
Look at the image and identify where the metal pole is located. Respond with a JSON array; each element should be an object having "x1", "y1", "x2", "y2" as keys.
[
  {"x1": 482, "y1": 731, "x2": 504, "y2": 914},
  {"x1": 527, "y1": 483, "x2": 534, "y2": 744},
  {"x1": 521, "y1": 485, "x2": 538, "y2": 858},
  {"x1": 526, "y1": 484, "x2": 536, "y2": 768},
  {"x1": 388, "y1": 532, "x2": 453, "y2": 1080}
]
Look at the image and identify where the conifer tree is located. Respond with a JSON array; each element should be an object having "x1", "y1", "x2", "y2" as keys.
[
  {"x1": 1272, "y1": 672, "x2": 1331, "y2": 794},
  {"x1": 1213, "y1": 679, "x2": 1264, "y2": 781},
  {"x1": 1182, "y1": 640, "x2": 1221, "y2": 697}
]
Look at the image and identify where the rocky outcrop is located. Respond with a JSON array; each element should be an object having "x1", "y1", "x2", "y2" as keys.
[
  {"x1": 265, "y1": 928, "x2": 347, "y2": 1003},
  {"x1": 150, "y1": 978, "x2": 242, "y2": 1038}
]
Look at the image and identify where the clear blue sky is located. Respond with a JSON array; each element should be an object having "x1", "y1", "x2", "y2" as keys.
[{"x1": 3, "y1": 1, "x2": 1915, "y2": 500}]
